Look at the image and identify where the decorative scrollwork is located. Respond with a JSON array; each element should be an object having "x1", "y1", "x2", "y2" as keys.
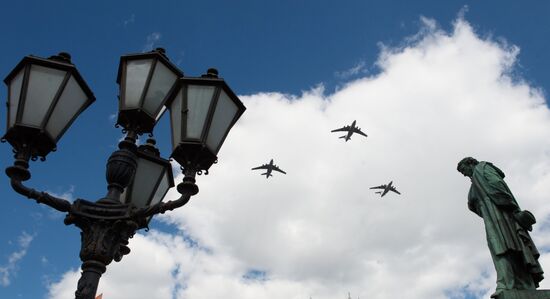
[{"x1": 74, "y1": 217, "x2": 138, "y2": 265}]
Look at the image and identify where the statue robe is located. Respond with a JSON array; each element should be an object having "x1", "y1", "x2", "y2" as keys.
[{"x1": 468, "y1": 162, "x2": 543, "y2": 288}]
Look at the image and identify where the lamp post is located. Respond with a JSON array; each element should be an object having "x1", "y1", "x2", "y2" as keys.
[{"x1": 2, "y1": 48, "x2": 245, "y2": 299}]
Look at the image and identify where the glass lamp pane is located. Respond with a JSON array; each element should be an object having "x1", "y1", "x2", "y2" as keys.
[
  {"x1": 186, "y1": 85, "x2": 215, "y2": 139},
  {"x1": 129, "y1": 157, "x2": 164, "y2": 208},
  {"x1": 123, "y1": 59, "x2": 153, "y2": 109},
  {"x1": 45, "y1": 76, "x2": 89, "y2": 141},
  {"x1": 129, "y1": 158, "x2": 164, "y2": 208},
  {"x1": 149, "y1": 173, "x2": 170, "y2": 206},
  {"x1": 135, "y1": 158, "x2": 165, "y2": 208},
  {"x1": 7, "y1": 69, "x2": 24, "y2": 128},
  {"x1": 206, "y1": 90, "x2": 239, "y2": 153},
  {"x1": 21, "y1": 65, "x2": 66, "y2": 127},
  {"x1": 143, "y1": 61, "x2": 177, "y2": 117},
  {"x1": 169, "y1": 89, "x2": 183, "y2": 150}
]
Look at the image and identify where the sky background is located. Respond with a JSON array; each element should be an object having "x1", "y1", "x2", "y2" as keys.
[{"x1": 2, "y1": 1, "x2": 550, "y2": 299}]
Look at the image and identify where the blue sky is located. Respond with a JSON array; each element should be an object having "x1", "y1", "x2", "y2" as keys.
[{"x1": 2, "y1": 1, "x2": 550, "y2": 299}]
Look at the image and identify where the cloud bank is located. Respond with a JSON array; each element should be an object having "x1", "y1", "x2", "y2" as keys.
[
  {"x1": 48, "y1": 17, "x2": 550, "y2": 299},
  {"x1": 1, "y1": 232, "x2": 34, "y2": 287}
]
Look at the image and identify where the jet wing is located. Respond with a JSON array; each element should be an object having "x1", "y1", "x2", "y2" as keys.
[
  {"x1": 251, "y1": 164, "x2": 269, "y2": 170},
  {"x1": 352, "y1": 127, "x2": 368, "y2": 137},
  {"x1": 370, "y1": 184, "x2": 387, "y2": 190},
  {"x1": 389, "y1": 186, "x2": 401, "y2": 195},
  {"x1": 331, "y1": 126, "x2": 351, "y2": 133},
  {"x1": 272, "y1": 165, "x2": 286, "y2": 174}
]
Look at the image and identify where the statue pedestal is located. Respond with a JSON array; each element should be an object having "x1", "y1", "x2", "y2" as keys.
[{"x1": 494, "y1": 290, "x2": 550, "y2": 299}]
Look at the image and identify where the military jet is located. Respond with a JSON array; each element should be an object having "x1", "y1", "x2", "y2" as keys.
[
  {"x1": 331, "y1": 120, "x2": 368, "y2": 141},
  {"x1": 251, "y1": 159, "x2": 286, "y2": 178},
  {"x1": 370, "y1": 181, "x2": 401, "y2": 197}
]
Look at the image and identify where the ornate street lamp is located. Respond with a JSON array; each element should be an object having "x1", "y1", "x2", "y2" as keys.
[
  {"x1": 167, "y1": 68, "x2": 246, "y2": 173},
  {"x1": 116, "y1": 47, "x2": 182, "y2": 135},
  {"x1": 120, "y1": 138, "x2": 175, "y2": 227},
  {"x1": 2, "y1": 50, "x2": 245, "y2": 299},
  {"x1": 3, "y1": 52, "x2": 95, "y2": 161}
]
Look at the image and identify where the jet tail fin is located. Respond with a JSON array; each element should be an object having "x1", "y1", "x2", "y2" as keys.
[
  {"x1": 262, "y1": 172, "x2": 271, "y2": 178},
  {"x1": 339, "y1": 135, "x2": 347, "y2": 139}
]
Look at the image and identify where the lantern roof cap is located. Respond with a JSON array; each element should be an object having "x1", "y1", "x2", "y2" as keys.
[
  {"x1": 136, "y1": 140, "x2": 175, "y2": 189},
  {"x1": 165, "y1": 73, "x2": 246, "y2": 114},
  {"x1": 116, "y1": 48, "x2": 183, "y2": 85},
  {"x1": 137, "y1": 138, "x2": 161, "y2": 157},
  {"x1": 3, "y1": 53, "x2": 95, "y2": 103},
  {"x1": 137, "y1": 139, "x2": 172, "y2": 170}
]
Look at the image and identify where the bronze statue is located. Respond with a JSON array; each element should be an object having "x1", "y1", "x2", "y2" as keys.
[{"x1": 457, "y1": 157, "x2": 543, "y2": 298}]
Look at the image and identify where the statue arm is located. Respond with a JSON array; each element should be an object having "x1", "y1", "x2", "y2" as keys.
[
  {"x1": 484, "y1": 174, "x2": 519, "y2": 211},
  {"x1": 472, "y1": 165, "x2": 519, "y2": 212}
]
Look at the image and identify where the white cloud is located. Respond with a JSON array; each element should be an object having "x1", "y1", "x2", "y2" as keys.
[
  {"x1": 143, "y1": 32, "x2": 161, "y2": 52},
  {"x1": 0, "y1": 232, "x2": 34, "y2": 287},
  {"x1": 335, "y1": 60, "x2": 367, "y2": 79},
  {"x1": 46, "y1": 185, "x2": 76, "y2": 203},
  {"x1": 47, "y1": 17, "x2": 550, "y2": 299},
  {"x1": 41, "y1": 186, "x2": 76, "y2": 219}
]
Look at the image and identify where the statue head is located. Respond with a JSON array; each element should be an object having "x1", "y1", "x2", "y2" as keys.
[{"x1": 457, "y1": 157, "x2": 479, "y2": 177}]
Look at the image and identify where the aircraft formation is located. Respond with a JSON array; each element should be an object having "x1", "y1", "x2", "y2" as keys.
[{"x1": 251, "y1": 120, "x2": 401, "y2": 198}]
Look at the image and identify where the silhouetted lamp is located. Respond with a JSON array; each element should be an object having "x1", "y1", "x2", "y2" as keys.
[
  {"x1": 120, "y1": 138, "x2": 174, "y2": 225},
  {"x1": 167, "y1": 68, "x2": 246, "y2": 172},
  {"x1": 3, "y1": 50, "x2": 246, "y2": 299},
  {"x1": 2, "y1": 52, "x2": 95, "y2": 159},
  {"x1": 116, "y1": 48, "x2": 182, "y2": 134}
]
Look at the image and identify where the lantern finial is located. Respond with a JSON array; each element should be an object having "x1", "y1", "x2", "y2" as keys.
[
  {"x1": 49, "y1": 52, "x2": 72, "y2": 63},
  {"x1": 202, "y1": 68, "x2": 219, "y2": 78},
  {"x1": 153, "y1": 48, "x2": 168, "y2": 59}
]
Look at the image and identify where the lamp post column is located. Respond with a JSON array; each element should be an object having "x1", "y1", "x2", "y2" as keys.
[
  {"x1": 74, "y1": 261, "x2": 105, "y2": 299},
  {"x1": 67, "y1": 134, "x2": 139, "y2": 299},
  {"x1": 71, "y1": 217, "x2": 138, "y2": 299}
]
